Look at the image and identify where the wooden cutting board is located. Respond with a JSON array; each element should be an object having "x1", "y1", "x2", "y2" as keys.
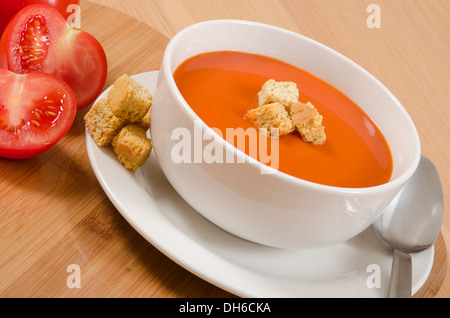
[{"x1": 0, "y1": 0, "x2": 445, "y2": 298}]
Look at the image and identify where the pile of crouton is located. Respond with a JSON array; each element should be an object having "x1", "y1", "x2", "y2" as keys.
[
  {"x1": 246, "y1": 79, "x2": 326, "y2": 145},
  {"x1": 84, "y1": 74, "x2": 153, "y2": 171}
]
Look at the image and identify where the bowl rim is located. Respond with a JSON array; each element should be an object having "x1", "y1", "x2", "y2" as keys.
[{"x1": 160, "y1": 19, "x2": 421, "y2": 195}]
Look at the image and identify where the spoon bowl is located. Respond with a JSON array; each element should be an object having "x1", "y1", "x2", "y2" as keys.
[{"x1": 372, "y1": 155, "x2": 444, "y2": 297}]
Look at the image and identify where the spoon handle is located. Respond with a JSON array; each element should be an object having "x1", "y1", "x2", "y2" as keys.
[{"x1": 388, "y1": 249, "x2": 412, "y2": 298}]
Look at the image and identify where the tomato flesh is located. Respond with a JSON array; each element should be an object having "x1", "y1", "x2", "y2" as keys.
[
  {"x1": 0, "y1": 91, "x2": 65, "y2": 132},
  {"x1": 19, "y1": 15, "x2": 50, "y2": 72},
  {"x1": 0, "y1": 69, "x2": 76, "y2": 159}
]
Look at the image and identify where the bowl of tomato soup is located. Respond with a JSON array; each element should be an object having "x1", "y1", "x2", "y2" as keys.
[{"x1": 151, "y1": 20, "x2": 420, "y2": 248}]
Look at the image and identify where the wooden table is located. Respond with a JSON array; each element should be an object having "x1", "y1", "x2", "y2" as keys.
[{"x1": 1, "y1": 0, "x2": 449, "y2": 298}]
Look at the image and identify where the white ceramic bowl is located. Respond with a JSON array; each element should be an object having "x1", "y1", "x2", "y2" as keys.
[{"x1": 151, "y1": 20, "x2": 421, "y2": 249}]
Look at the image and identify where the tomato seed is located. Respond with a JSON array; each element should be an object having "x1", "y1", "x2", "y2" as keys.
[{"x1": 19, "y1": 15, "x2": 49, "y2": 72}]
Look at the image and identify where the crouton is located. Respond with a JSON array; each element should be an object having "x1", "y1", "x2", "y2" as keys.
[
  {"x1": 290, "y1": 102, "x2": 326, "y2": 145},
  {"x1": 135, "y1": 106, "x2": 152, "y2": 131},
  {"x1": 112, "y1": 125, "x2": 153, "y2": 171},
  {"x1": 108, "y1": 74, "x2": 152, "y2": 122},
  {"x1": 84, "y1": 99, "x2": 126, "y2": 147},
  {"x1": 245, "y1": 102, "x2": 295, "y2": 137},
  {"x1": 258, "y1": 79, "x2": 299, "y2": 110}
]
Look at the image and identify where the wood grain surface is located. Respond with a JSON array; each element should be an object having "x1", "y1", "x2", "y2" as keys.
[{"x1": 1, "y1": 0, "x2": 448, "y2": 298}]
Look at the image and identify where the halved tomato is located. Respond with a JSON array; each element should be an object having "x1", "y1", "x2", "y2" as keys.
[
  {"x1": 0, "y1": 4, "x2": 107, "y2": 110},
  {"x1": 0, "y1": 69, "x2": 77, "y2": 159}
]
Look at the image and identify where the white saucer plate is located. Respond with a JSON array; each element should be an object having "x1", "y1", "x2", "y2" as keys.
[{"x1": 85, "y1": 71, "x2": 434, "y2": 298}]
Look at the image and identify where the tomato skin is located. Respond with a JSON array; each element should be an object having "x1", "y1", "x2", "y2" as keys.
[
  {"x1": 0, "y1": 4, "x2": 107, "y2": 110},
  {"x1": 0, "y1": 69, "x2": 77, "y2": 159},
  {"x1": 0, "y1": 0, "x2": 80, "y2": 36}
]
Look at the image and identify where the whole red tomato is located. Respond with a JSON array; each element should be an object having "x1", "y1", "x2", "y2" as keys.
[
  {"x1": 0, "y1": 4, "x2": 107, "y2": 110},
  {"x1": 0, "y1": 0, "x2": 80, "y2": 36}
]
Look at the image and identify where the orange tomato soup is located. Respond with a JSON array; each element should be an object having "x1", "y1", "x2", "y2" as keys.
[{"x1": 173, "y1": 51, "x2": 393, "y2": 188}]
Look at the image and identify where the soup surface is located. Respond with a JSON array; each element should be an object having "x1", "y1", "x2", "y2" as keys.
[{"x1": 173, "y1": 51, "x2": 393, "y2": 188}]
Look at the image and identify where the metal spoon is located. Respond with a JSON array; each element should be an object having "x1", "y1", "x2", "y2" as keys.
[{"x1": 372, "y1": 155, "x2": 444, "y2": 298}]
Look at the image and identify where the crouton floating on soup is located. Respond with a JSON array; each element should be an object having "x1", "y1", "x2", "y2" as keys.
[
  {"x1": 245, "y1": 102, "x2": 295, "y2": 137},
  {"x1": 290, "y1": 102, "x2": 326, "y2": 145},
  {"x1": 258, "y1": 79, "x2": 299, "y2": 111}
]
